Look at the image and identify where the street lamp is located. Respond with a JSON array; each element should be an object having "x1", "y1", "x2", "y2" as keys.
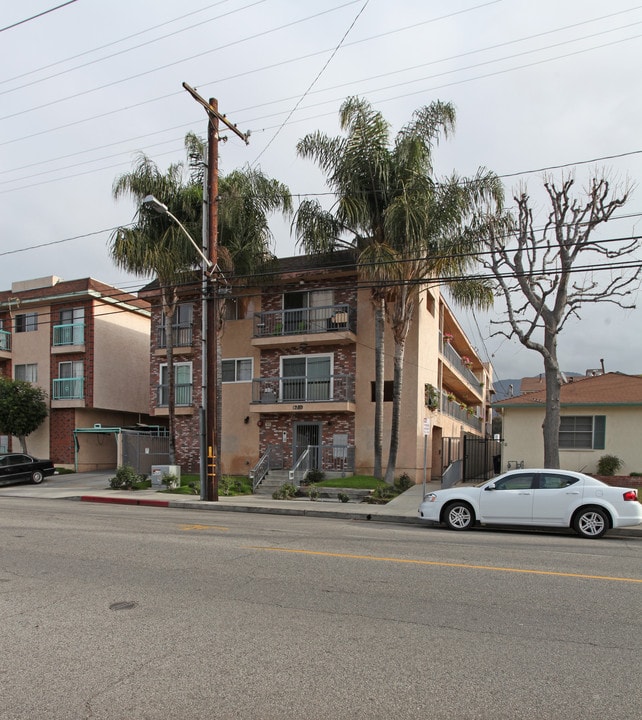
[{"x1": 142, "y1": 194, "x2": 217, "y2": 501}]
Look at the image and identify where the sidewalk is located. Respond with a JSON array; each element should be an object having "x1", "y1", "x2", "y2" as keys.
[
  {"x1": 2, "y1": 472, "x2": 641, "y2": 537},
  {"x1": 77, "y1": 477, "x2": 432, "y2": 525}
]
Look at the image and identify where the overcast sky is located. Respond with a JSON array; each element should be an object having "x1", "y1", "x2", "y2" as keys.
[{"x1": 2, "y1": 0, "x2": 641, "y2": 381}]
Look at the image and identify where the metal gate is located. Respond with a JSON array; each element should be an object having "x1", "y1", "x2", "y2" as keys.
[
  {"x1": 463, "y1": 436, "x2": 502, "y2": 482},
  {"x1": 121, "y1": 430, "x2": 170, "y2": 476}
]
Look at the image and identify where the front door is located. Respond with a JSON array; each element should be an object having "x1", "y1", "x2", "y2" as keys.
[{"x1": 293, "y1": 422, "x2": 322, "y2": 469}]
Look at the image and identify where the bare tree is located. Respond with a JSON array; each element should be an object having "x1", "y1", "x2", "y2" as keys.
[{"x1": 483, "y1": 174, "x2": 639, "y2": 467}]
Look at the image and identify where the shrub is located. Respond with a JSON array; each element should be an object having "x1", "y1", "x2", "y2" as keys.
[
  {"x1": 394, "y1": 472, "x2": 414, "y2": 492},
  {"x1": 364, "y1": 483, "x2": 396, "y2": 504},
  {"x1": 219, "y1": 475, "x2": 243, "y2": 496},
  {"x1": 306, "y1": 468, "x2": 325, "y2": 484},
  {"x1": 109, "y1": 465, "x2": 142, "y2": 490},
  {"x1": 161, "y1": 473, "x2": 179, "y2": 489},
  {"x1": 307, "y1": 485, "x2": 320, "y2": 501},
  {"x1": 337, "y1": 492, "x2": 349, "y2": 503},
  {"x1": 272, "y1": 483, "x2": 298, "y2": 500},
  {"x1": 597, "y1": 455, "x2": 623, "y2": 476}
]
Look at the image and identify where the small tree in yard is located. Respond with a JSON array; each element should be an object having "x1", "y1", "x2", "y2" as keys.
[
  {"x1": 0, "y1": 377, "x2": 48, "y2": 453},
  {"x1": 481, "y1": 174, "x2": 640, "y2": 468}
]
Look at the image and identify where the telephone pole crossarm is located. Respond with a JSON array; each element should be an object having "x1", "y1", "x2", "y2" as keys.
[{"x1": 182, "y1": 82, "x2": 250, "y2": 145}]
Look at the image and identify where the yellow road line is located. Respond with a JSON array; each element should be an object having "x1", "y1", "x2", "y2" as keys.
[
  {"x1": 180, "y1": 523, "x2": 229, "y2": 531},
  {"x1": 247, "y1": 546, "x2": 642, "y2": 584}
]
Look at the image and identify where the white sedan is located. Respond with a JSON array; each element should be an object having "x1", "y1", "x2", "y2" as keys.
[{"x1": 418, "y1": 469, "x2": 642, "y2": 538}]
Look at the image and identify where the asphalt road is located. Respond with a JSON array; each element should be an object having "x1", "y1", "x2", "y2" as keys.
[{"x1": 2, "y1": 497, "x2": 641, "y2": 719}]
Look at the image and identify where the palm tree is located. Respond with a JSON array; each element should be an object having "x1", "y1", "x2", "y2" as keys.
[
  {"x1": 110, "y1": 150, "x2": 201, "y2": 464},
  {"x1": 296, "y1": 97, "x2": 503, "y2": 483}
]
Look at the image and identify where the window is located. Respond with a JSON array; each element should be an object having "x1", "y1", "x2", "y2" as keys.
[
  {"x1": 559, "y1": 416, "x2": 605, "y2": 450},
  {"x1": 222, "y1": 358, "x2": 253, "y2": 383},
  {"x1": 539, "y1": 473, "x2": 580, "y2": 489},
  {"x1": 493, "y1": 474, "x2": 536, "y2": 490},
  {"x1": 370, "y1": 380, "x2": 394, "y2": 402},
  {"x1": 15, "y1": 313, "x2": 38, "y2": 333},
  {"x1": 159, "y1": 362, "x2": 193, "y2": 406},
  {"x1": 55, "y1": 307, "x2": 85, "y2": 345},
  {"x1": 15, "y1": 364, "x2": 38, "y2": 383},
  {"x1": 283, "y1": 289, "x2": 334, "y2": 333},
  {"x1": 281, "y1": 354, "x2": 332, "y2": 401},
  {"x1": 54, "y1": 361, "x2": 84, "y2": 399},
  {"x1": 159, "y1": 303, "x2": 193, "y2": 347},
  {"x1": 222, "y1": 297, "x2": 245, "y2": 321}
]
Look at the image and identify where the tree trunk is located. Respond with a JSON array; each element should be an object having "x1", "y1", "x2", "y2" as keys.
[
  {"x1": 542, "y1": 330, "x2": 561, "y2": 468},
  {"x1": 384, "y1": 336, "x2": 405, "y2": 485},
  {"x1": 19, "y1": 435, "x2": 27, "y2": 454},
  {"x1": 373, "y1": 297, "x2": 385, "y2": 480}
]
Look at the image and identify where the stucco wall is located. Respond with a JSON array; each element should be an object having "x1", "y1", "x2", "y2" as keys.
[
  {"x1": 93, "y1": 301, "x2": 150, "y2": 412},
  {"x1": 501, "y1": 405, "x2": 642, "y2": 474}
]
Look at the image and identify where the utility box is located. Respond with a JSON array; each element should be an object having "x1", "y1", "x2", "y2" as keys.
[{"x1": 151, "y1": 464, "x2": 181, "y2": 489}]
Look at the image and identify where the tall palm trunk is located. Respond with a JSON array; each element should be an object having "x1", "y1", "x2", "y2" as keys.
[
  {"x1": 373, "y1": 295, "x2": 385, "y2": 480},
  {"x1": 384, "y1": 335, "x2": 406, "y2": 485}
]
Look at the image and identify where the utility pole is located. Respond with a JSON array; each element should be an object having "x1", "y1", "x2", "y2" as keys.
[{"x1": 183, "y1": 82, "x2": 249, "y2": 502}]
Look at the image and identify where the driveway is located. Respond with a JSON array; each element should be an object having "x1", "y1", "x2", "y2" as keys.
[{"x1": 0, "y1": 470, "x2": 114, "y2": 499}]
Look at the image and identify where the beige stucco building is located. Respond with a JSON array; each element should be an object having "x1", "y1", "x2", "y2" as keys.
[
  {"x1": 0, "y1": 276, "x2": 152, "y2": 469},
  {"x1": 142, "y1": 251, "x2": 493, "y2": 483},
  {"x1": 494, "y1": 372, "x2": 642, "y2": 474}
]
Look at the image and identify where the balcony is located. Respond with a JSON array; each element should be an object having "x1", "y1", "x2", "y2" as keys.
[
  {"x1": 0, "y1": 329, "x2": 11, "y2": 356},
  {"x1": 157, "y1": 325, "x2": 193, "y2": 350},
  {"x1": 52, "y1": 377, "x2": 84, "y2": 400},
  {"x1": 53, "y1": 323, "x2": 85, "y2": 347},
  {"x1": 440, "y1": 391, "x2": 483, "y2": 432},
  {"x1": 157, "y1": 383, "x2": 193, "y2": 408},
  {"x1": 252, "y1": 304, "x2": 356, "y2": 348},
  {"x1": 250, "y1": 374, "x2": 355, "y2": 413}
]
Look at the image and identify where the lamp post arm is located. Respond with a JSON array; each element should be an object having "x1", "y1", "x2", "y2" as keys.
[{"x1": 165, "y1": 209, "x2": 214, "y2": 273}]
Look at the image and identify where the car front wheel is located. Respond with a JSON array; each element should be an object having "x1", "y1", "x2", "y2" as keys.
[
  {"x1": 31, "y1": 470, "x2": 44, "y2": 484},
  {"x1": 443, "y1": 502, "x2": 475, "y2": 530},
  {"x1": 573, "y1": 506, "x2": 609, "y2": 538}
]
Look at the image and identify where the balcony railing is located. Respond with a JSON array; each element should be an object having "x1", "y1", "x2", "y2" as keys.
[
  {"x1": 440, "y1": 391, "x2": 482, "y2": 431},
  {"x1": 157, "y1": 383, "x2": 193, "y2": 407},
  {"x1": 252, "y1": 374, "x2": 354, "y2": 404},
  {"x1": 441, "y1": 338, "x2": 479, "y2": 386},
  {"x1": 52, "y1": 377, "x2": 84, "y2": 400},
  {"x1": 0, "y1": 329, "x2": 11, "y2": 351},
  {"x1": 52, "y1": 323, "x2": 84, "y2": 346},
  {"x1": 157, "y1": 325, "x2": 193, "y2": 349},
  {"x1": 254, "y1": 304, "x2": 355, "y2": 338}
]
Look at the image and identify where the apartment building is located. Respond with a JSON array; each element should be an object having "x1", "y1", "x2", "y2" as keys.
[
  {"x1": 141, "y1": 251, "x2": 492, "y2": 482},
  {"x1": 0, "y1": 276, "x2": 152, "y2": 469}
]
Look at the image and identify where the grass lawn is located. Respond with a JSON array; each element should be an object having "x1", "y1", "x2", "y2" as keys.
[
  {"x1": 162, "y1": 473, "x2": 253, "y2": 496},
  {"x1": 314, "y1": 475, "x2": 384, "y2": 490}
]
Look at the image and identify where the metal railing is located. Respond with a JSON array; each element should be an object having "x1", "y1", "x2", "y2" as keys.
[
  {"x1": 0, "y1": 330, "x2": 11, "y2": 351},
  {"x1": 53, "y1": 323, "x2": 85, "y2": 346},
  {"x1": 157, "y1": 325, "x2": 193, "y2": 348},
  {"x1": 252, "y1": 374, "x2": 354, "y2": 404},
  {"x1": 254, "y1": 304, "x2": 355, "y2": 337},
  {"x1": 52, "y1": 377, "x2": 84, "y2": 400},
  {"x1": 249, "y1": 444, "x2": 284, "y2": 491},
  {"x1": 440, "y1": 391, "x2": 483, "y2": 431},
  {"x1": 157, "y1": 383, "x2": 193, "y2": 407},
  {"x1": 289, "y1": 446, "x2": 311, "y2": 484},
  {"x1": 441, "y1": 339, "x2": 479, "y2": 387}
]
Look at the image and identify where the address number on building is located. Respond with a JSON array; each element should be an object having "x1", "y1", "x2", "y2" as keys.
[{"x1": 292, "y1": 404, "x2": 304, "y2": 410}]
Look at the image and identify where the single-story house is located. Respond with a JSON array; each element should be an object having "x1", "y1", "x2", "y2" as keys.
[{"x1": 493, "y1": 372, "x2": 642, "y2": 475}]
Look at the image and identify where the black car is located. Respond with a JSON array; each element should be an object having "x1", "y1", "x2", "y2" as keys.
[{"x1": 0, "y1": 453, "x2": 56, "y2": 485}]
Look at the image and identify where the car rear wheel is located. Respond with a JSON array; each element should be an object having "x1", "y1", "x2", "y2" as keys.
[
  {"x1": 443, "y1": 502, "x2": 475, "y2": 530},
  {"x1": 31, "y1": 470, "x2": 44, "y2": 484},
  {"x1": 573, "y1": 506, "x2": 608, "y2": 538}
]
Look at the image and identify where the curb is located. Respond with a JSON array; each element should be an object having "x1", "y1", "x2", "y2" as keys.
[
  {"x1": 79, "y1": 494, "x2": 419, "y2": 524},
  {"x1": 76, "y1": 494, "x2": 642, "y2": 537}
]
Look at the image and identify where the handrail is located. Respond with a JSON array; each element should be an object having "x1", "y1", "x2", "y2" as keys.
[
  {"x1": 249, "y1": 449, "x2": 270, "y2": 491},
  {"x1": 289, "y1": 447, "x2": 311, "y2": 485}
]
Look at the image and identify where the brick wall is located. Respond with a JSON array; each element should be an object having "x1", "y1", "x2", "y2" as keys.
[{"x1": 50, "y1": 409, "x2": 76, "y2": 463}]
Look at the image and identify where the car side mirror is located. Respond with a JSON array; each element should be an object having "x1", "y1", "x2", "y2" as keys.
[{"x1": 485, "y1": 484, "x2": 496, "y2": 491}]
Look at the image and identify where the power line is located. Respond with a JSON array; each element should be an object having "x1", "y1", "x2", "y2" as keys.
[{"x1": 0, "y1": 0, "x2": 78, "y2": 33}]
